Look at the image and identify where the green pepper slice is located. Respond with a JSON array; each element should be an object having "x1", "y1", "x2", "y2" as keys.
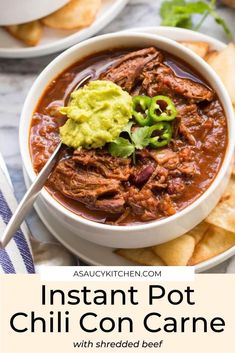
[
  {"x1": 149, "y1": 122, "x2": 173, "y2": 148},
  {"x1": 149, "y1": 95, "x2": 177, "y2": 122},
  {"x1": 132, "y1": 95, "x2": 152, "y2": 126}
]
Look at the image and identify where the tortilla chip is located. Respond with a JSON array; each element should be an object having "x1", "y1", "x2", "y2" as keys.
[
  {"x1": 152, "y1": 234, "x2": 195, "y2": 266},
  {"x1": 206, "y1": 177, "x2": 235, "y2": 233},
  {"x1": 180, "y1": 41, "x2": 210, "y2": 58},
  {"x1": 205, "y1": 50, "x2": 219, "y2": 64},
  {"x1": 115, "y1": 248, "x2": 165, "y2": 266},
  {"x1": 230, "y1": 153, "x2": 235, "y2": 176},
  {"x1": 187, "y1": 222, "x2": 209, "y2": 244},
  {"x1": 189, "y1": 225, "x2": 235, "y2": 265},
  {"x1": 5, "y1": 21, "x2": 42, "y2": 46},
  {"x1": 232, "y1": 158, "x2": 235, "y2": 177},
  {"x1": 207, "y1": 43, "x2": 235, "y2": 105},
  {"x1": 41, "y1": 0, "x2": 101, "y2": 30}
]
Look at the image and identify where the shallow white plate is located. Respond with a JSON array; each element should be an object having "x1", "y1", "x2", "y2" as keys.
[
  {"x1": 25, "y1": 26, "x2": 235, "y2": 271},
  {"x1": 0, "y1": 0, "x2": 128, "y2": 58},
  {"x1": 31, "y1": 193, "x2": 235, "y2": 272}
]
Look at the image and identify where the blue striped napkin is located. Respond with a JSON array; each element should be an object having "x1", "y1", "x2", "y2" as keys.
[{"x1": 0, "y1": 156, "x2": 35, "y2": 274}]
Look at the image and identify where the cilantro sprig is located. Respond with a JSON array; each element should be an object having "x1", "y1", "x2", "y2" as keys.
[
  {"x1": 108, "y1": 122, "x2": 151, "y2": 162},
  {"x1": 160, "y1": 0, "x2": 232, "y2": 40}
]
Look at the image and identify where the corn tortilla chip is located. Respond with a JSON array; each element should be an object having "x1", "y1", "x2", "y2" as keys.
[
  {"x1": 115, "y1": 248, "x2": 165, "y2": 266},
  {"x1": 180, "y1": 41, "x2": 209, "y2": 58},
  {"x1": 207, "y1": 43, "x2": 235, "y2": 105},
  {"x1": 41, "y1": 0, "x2": 101, "y2": 30},
  {"x1": 152, "y1": 234, "x2": 195, "y2": 266},
  {"x1": 232, "y1": 158, "x2": 235, "y2": 176},
  {"x1": 206, "y1": 177, "x2": 235, "y2": 233},
  {"x1": 205, "y1": 50, "x2": 219, "y2": 64},
  {"x1": 189, "y1": 225, "x2": 235, "y2": 265},
  {"x1": 187, "y1": 222, "x2": 209, "y2": 244},
  {"x1": 5, "y1": 21, "x2": 42, "y2": 46}
]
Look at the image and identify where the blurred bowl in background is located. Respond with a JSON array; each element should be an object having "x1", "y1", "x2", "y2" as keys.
[{"x1": 0, "y1": 0, "x2": 69, "y2": 25}]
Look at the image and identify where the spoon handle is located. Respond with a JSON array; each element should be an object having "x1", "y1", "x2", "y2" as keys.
[
  {"x1": 0, "y1": 141, "x2": 62, "y2": 248},
  {"x1": 0, "y1": 74, "x2": 92, "y2": 249}
]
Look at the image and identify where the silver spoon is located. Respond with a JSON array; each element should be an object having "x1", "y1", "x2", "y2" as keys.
[{"x1": 0, "y1": 74, "x2": 91, "y2": 249}]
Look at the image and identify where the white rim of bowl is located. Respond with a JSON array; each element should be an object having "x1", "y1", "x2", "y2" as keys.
[{"x1": 20, "y1": 31, "x2": 235, "y2": 233}]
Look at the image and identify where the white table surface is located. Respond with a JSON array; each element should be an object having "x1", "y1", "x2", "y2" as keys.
[{"x1": 0, "y1": 0, "x2": 235, "y2": 272}]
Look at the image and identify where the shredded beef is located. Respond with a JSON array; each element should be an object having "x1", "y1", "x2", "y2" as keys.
[
  {"x1": 200, "y1": 100, "x2": 227, "y2": 152},
  {"x1": 100, "y1": 47, "x2": 163, "y2": 93},
  {"x1": 73, "y1": 149, "x2": 132, "y2": 181},
  {"x1": 48, "y1": 138, "x2": 198, "y2": 222},
  {"x1": 167, "y1": 178, "x2": 186, "y2": 198},
  {"x1": 149, "y1": 149, "x2": 180, "y2": 169},
  {"x1": 48, "y1": 147, "x2": 190, "y2": 222},
  {"x1": 178, "y1": 123, "x2": 196, "y2": 145},
  {"x1": 127, "y1": 186, "x2": 160, "y2": 221},
  {"x1": 202, "y1": 99, "x2": 225, "y2": 120},
  {"x1": 145, "y1": 165, "x2": 169, "y2": 190},
  {"x1": 142, "y1": 63, "x2": 214, "y2": 102},
  {"x1": 176, "y1": 103, "x2": 207, "y2": 144},
  {"x1": 48, "y1": 159, "x2": 126, "y2": 213},
  {"x1": 100, "y1": 48, "x2": 213, "y2": 103}
]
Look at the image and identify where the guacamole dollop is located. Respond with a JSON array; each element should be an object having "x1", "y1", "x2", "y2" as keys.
[{"x1": 59, "y1": 80, "x2": 133, "y2": 149}]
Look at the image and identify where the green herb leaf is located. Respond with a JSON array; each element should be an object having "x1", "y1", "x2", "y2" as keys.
[
  {"x1": 175, "y1": 1, "x2": 210, "y2": 14},
  {"x1": 108, "y1": 125, "x2": 152, "y2": 159},
  {"x1": 160, "y1": 0, "x2": 233, "y2": 40},
  {"x1": 131, "y1": 126, "x2": 151, "y2": 150},
  {"x1": 160, "y1": 0, "x2": 185, "y2": 18},
  {"x1": 160, "y1": 0, "x2": 192, "y2": 28},
  {"x1": 108, "y1": 137, "x2": 135, "y2": 158},
  {"x1": 122, "y1": 121, "x2": 134, "y2": 137},
  {"x1": 161, "y1": 13, "x2": 193, "y2": 29},
  {"x1": 210, "y1": 10, "x2": 233, "y2": 40}
]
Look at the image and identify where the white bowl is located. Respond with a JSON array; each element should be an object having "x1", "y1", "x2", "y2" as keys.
[
  {"x1": 0, "y1": 0, "x2": 69, "y2": 25},
  {"x1": 19, "y1": 32, "x2": 235, "y2": 249}
]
